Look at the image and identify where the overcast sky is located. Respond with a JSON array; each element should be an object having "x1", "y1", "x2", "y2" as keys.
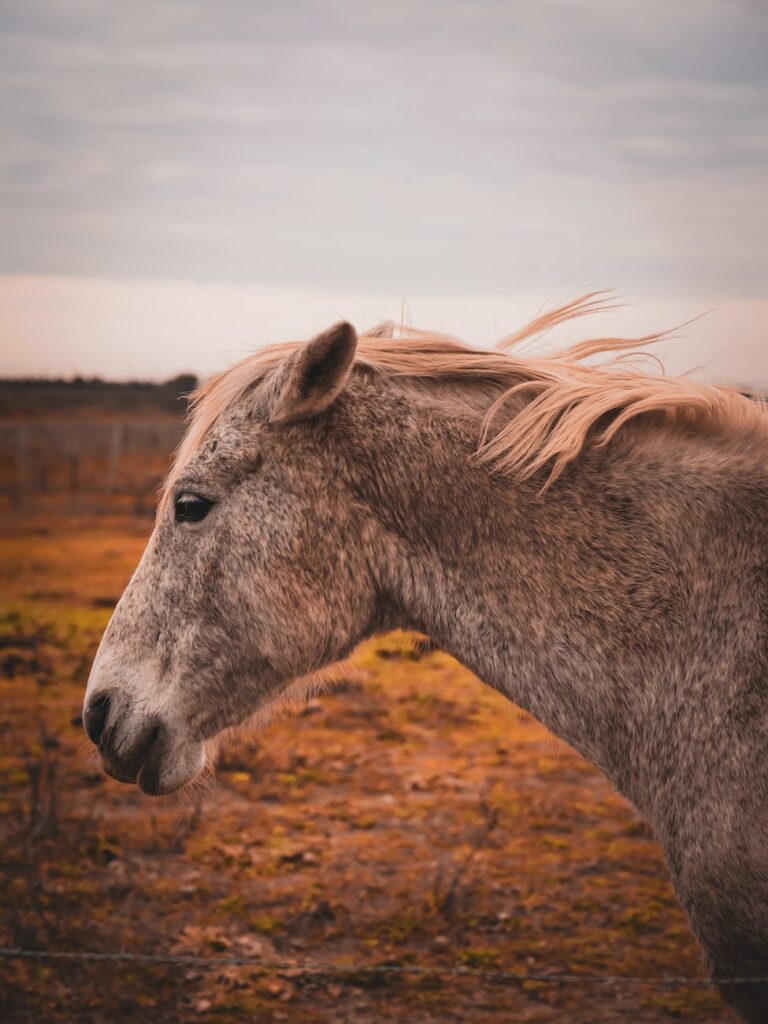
[{"x1": 0, "y1": 0, "x2": 766, "y2": 382}]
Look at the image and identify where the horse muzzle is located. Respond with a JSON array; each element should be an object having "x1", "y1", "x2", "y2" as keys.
[{"x1": 83, "y1": 686, "x2": 204, "y2": 795}]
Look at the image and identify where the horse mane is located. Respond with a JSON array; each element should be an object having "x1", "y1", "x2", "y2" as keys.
[{"x1": 167, "y1": 293, "x2": 766, "y2": 496}]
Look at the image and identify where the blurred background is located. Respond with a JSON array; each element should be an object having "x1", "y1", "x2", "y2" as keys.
[
  {"x1": 1, "y1": 4, "x2": 766, "y2": 1022},
  {"x1": 2, "y1": 0, "x2": 766, "y2": 505}
]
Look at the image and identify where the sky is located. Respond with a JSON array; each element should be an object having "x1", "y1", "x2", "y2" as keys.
[{"x1": 0, "y1": 0, "x2": 766, "y2": 383}]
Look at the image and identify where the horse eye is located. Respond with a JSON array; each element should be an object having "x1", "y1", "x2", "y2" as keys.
[{"x1": 174, "y1": 492, "x2": 214, "y2": 524}]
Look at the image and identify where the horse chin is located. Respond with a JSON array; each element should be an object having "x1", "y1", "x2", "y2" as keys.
[{"x1": 136, "y1": 738, "x2": 206, "y2": 797}]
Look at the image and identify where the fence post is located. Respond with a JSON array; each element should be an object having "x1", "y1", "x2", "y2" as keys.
[
  {"x1": 105, "y1": 421, "x2": 123, "y2": 493},
  {"x1": 15, "y1": 424, "x2": 28, "y2": 506},
  {"x1": 66, "y1": 444, "x2": 80, "y2": 493}
]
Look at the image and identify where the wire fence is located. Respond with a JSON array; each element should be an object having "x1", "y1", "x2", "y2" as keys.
[
  {"x1": 1, "y1": 945, "x2": 761, "y2": 987},
  {"x1": 0, "y1": 418, "x2": 183, "y2": 505}
]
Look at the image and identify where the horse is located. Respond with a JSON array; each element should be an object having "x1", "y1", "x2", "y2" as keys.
[{"x1": 84, "y1": 294, "x2": 768, "y2": 1022}]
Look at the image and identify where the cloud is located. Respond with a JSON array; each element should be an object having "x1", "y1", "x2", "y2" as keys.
[{"x1": 0, "y1": 1, "x2": 765, "y2": 378}]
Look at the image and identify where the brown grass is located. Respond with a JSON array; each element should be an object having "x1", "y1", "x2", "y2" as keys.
[{"x1": 0, "y1": 504, "x2": 725, "y2": 1023}]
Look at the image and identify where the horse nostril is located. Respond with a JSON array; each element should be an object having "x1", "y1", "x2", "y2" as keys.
[{"x1": 84, "y1": 692, "x2": 111, "y2": 745}]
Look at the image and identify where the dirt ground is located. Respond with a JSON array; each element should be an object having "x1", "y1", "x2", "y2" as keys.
[{"x1": 0, "y1": 506, "x2": 734, "y2": 1022}]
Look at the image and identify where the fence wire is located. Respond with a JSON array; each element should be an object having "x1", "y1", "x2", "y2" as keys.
[{"x1": 1, "y1": 946, "x2": 765, "y2": 986}]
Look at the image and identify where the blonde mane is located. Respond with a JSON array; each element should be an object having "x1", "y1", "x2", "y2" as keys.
[{"x1": 168, "y1": 293, "x2": 766, "y2": 495}]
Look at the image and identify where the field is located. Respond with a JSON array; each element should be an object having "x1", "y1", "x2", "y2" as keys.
[{"x1": 0, "y1": 499, "x2": 734, "y2": 1023}]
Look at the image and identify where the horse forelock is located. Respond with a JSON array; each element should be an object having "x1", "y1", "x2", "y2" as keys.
[{"x1": 161, "y1": 292, "x2": 767, "y2": 508}]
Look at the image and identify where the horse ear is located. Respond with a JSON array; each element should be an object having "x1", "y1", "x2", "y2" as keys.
[
  {"x1": 268, "y1": 321, "x2": 358, "y2": 424},
  {"x1": 365, "y1": 319, "x2": 396, "y2": 339}
]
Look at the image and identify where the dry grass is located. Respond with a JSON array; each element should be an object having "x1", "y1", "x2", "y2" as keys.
[{"x1": 0, "y1": 505, "x2": 729, "y2": 1023}]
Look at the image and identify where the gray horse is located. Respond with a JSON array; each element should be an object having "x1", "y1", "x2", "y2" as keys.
[{"x1": 84, "y1": 295, "x2": 768, "y2": 1021}]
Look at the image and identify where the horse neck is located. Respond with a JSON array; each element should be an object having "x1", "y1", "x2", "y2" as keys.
[{"x1": 341, "y1": 382, "x2": 768, "y2": 810}]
